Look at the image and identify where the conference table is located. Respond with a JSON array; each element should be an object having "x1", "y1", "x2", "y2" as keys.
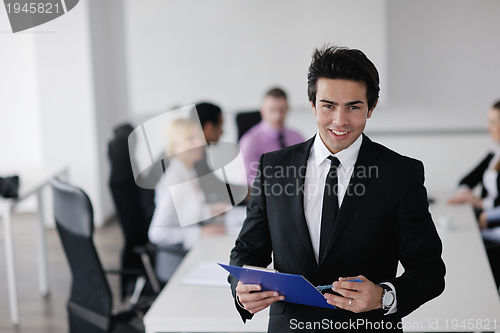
[
  {"x1": 0, "y1": 165, "x2": 68, "y2": 325},
  {"x1": 144, "y1": 193, "x2": 500, "y2": 332}
]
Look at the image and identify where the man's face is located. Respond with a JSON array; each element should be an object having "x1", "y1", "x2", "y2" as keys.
[
  {"x1": 311, "y1": 78, "x2": 375, "y2": 154},
  {"x1": 204, "y1": 114, "x2": 224, "y2": 143},
  {"x1": 260, "y1": 96, "x2": 288, "y2": 130}
]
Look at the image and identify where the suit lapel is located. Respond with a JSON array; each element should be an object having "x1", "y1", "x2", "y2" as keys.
[
  {"x1": 319, "y1": 134, "x2": 380, "y2": 266},
  {"x1": 289, "y1": 137, "x2": 318, "y2": 269}
]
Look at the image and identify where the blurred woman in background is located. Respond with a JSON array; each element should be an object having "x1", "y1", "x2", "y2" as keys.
[
  {"x1": 449, "y1": 101, "x2": 500, "y2": 237},
  {"x1": 148, "y1": 118, "x2": 226, "y2": 283},
  {"x1": 449, "y1": 100, "x2": 500, "y2": 289}
]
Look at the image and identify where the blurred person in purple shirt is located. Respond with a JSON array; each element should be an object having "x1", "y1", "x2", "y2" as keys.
[{"x1": 239, "y1": 88, "x2": 304, "y2": 186}]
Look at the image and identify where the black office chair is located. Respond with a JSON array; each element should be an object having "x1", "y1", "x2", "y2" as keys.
[
  {"x1": 108, "y1": 124, "x2": 161, "y2": 299},
  {"x1": 235, "y1": 110, "x2": 261, "y2": 142},
  {"x1": 50, "y1": 178, "x2": 146, "y2": 333},
  {"x1": 109, "y1": 123, "x2": 184, "y2": 290}
]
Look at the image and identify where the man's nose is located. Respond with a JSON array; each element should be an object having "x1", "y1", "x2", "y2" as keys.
[{"x1": 333, "y1": 109, "x2": 349, "y2": 127}]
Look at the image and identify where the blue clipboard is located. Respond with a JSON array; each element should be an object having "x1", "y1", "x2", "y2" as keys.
[{"x1": 219, "y1": 263, "x2": 336, "y2": 309}]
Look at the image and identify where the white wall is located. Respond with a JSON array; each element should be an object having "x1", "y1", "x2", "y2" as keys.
[
  {"x1": 88, "y1": 0, "x2": 132, "y2": 225},
  {"x1": 123, "y1": 0, "x2": 387, "y2": 114},
  {"x1": 387, "y1": 0, "x2": 500, "y2": 114},
  {"x1": 0, "y1": 14, "x2": 43, "y2": 169},
  {"x1": 0, "y1": 1, "x2": 113, "y2": 226},
  {"x1": 1, "y1": 1, "x2": 134, "y2": 226},
  {"x1": 379, "y1": 0, "x2": 500, "y2": 191},
  {"x1": 34, "y1": 1, "x2": 106, "y2": 225}
]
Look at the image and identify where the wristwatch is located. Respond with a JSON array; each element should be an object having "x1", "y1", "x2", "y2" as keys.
[{"x1": 380, "y1": 284, "x2": 395, "y2": 311}]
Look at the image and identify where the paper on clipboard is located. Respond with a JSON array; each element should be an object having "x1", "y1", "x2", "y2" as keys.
[{"x1": 219, "y1": 263, "x2": 336, "y2": 309}]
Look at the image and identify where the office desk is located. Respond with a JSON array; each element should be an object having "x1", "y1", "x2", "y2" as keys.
[
  {"x1": 0, "y1": 165, "x2": 68, "y2": 325},
  {"x1": 144, "y1": 194, "x2": 500, "y2": 332},
  {"x1": 400, "y1": 195, "x2": 500, "y2": 332}
]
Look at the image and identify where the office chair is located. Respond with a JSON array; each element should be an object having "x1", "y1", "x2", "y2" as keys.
[
  {"x1": 50, "y1": 178, "x2": 146, "y2": 333},
  {"x1": 109, "y1": 123, "x2": 185, "y2": 290},
  {"x1": 108, "y1": 124, "x2": 161, "y2": 299},
  {"x1": 235, "y1": 110, "x2": 261, "y2": 142}
]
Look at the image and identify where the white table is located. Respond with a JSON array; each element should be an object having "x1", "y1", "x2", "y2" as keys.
[
  {"x1": 400, "y1": 194, "x2": 500, "y2": 332},
  {"x1": 145, "y1": 235, "x2": 269, "y2": 333},
  {"x1": 0, "y1": 165, "x2": 68, "y2": 325},
  {"x1": 144, "y1": 193, "x2": 500, "y2": 332}
]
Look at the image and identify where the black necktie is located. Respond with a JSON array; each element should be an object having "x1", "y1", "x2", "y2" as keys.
[
  {"x1": 319, "y1": 156, "x2": 340, "y2": 263},
  {"x1": 278, "y1": 131, "x2": 286, "y2": 149}
]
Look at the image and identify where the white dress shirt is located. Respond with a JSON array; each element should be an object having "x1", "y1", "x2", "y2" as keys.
[
  {"x1": 304, "y1": 133, "x2": 363, "y2": 262},
  {"x1": 303, "y1": 133, "x2": 397, "y2": 314}
]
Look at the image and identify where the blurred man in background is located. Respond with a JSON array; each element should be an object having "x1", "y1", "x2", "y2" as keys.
[{"x1": 239, "y1": 88, "x2": 304, "y2": 186}]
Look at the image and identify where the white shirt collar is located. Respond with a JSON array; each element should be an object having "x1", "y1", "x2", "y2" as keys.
[{"x1": 313, "y1": 132, "x2": 363, "y2": 169}]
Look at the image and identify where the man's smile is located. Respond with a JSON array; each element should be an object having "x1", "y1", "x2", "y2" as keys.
[{"x1": 329, "y1": 129, "x2": 351, "y2": 138}]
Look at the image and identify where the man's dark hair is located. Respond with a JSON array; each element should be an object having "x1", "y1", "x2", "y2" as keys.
[
  {"x1": 307, "y1": 45, "x2": 380, "y2": 111},
  {"x1": 493, "y1": 100, "x2": 500, "y2": 111},
  {"x1": 265, "y1": 87, "x2": 287, "y2": 100},
  {"x1": 194, "y1": 102, "x2": 222, "y2": 129}
]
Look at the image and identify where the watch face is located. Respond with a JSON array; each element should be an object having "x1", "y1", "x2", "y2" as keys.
[{"x1": 384, "y1": 291, "x2": 395, "y2": 307}]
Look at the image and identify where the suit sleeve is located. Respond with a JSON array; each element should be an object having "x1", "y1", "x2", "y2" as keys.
[
  {"x1": 459, "y1": 153, "x2": 493, "y2": 188},
  {"x1": 228, "y1": 154, "x2": 273, "y2": 322},
  {"x1": 388, "y1": 160, "x2": 446, "y2": 318}
]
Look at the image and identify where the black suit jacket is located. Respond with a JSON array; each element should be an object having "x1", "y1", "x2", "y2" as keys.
[
  {"x1": 459, "y1": 153, "x2": 500, "y2": 207},
  {"x1": 229, "y1": 134, "x2": 445, "y2": 332}
]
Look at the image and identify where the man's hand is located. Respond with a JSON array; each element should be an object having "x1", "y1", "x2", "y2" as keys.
[
  {"x1": 236, "y1": 281, "x2": 284, "y2": 314},
  {"x1": 448, "y1": 190, "x2": 483, "y2": 209},
  {"x1": 323, "y1": 275, "x2": 383, "y2": 313},
  {"x1": 210, "y1": 202, "x2": 230, "y2": 215},
  {"x1": 448, "y1": 190, "x2": 471, "y2": 204},
  {"x1": 479, "y1": 211, "x2": 489, "y2": 230},
  {"x1": 201, "y1": 223, "x2": 226, "y2": 236}
]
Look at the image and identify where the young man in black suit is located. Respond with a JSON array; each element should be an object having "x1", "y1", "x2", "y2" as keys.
[{"x1": 228, "y1": 46, "x2": 445, "y2": 332}]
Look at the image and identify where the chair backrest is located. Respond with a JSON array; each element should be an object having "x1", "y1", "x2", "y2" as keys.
[
  {"x1": 50, "y1": 178, "x2": 113, "y2": 333},
  {"x1": 235, "y1": 110, "x2": 261, "y2": 142},
  {"x1": 108, "y1": 123, "x2": 152, "y2": 238},
  {"x1": 108, "y1": 123, "x2": 157, "y2": 299}
]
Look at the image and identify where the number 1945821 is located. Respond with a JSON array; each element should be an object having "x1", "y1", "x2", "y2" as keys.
[
  {"x1": 6, "y1": 3, "x2": 60, "y2": 14},
  {"x1": 444, "y1": 319, "x2": 497, "y2": 330}
]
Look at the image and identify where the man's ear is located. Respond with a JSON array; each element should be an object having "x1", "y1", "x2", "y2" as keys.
[
  {"x1": 367, "y1": 100, "x2": 378, "y2": 119},
  {"x1": 284, "y1": 103, "x2": 290, "y2": 114},
  {"x1": 310, "y1": 101, "x2": 317, "y2": 115}
]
